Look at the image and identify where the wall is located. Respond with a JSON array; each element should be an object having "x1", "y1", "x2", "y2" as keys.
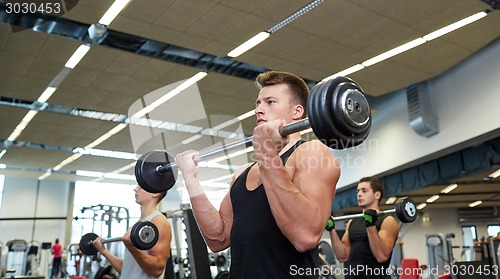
[
  {"x1": 332, "y1": 38, "x2": 500, "y2": 188},
  {"x1": 0, "y1": 177, "x2": 72, "y2": 245}
]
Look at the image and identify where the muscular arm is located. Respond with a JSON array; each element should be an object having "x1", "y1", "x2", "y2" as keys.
[
  {"x1": 92, "y1": 239, "x2": 124, "y2": 273},
  {"x1": 124, "y1": 215, "x2": 172, "y2": 277},
  {"x1": 366, "y1": 216, "x2": 399, "y2": 263},
  {"x1": 257, "y1": 139, "x2": 340, "y2": 252},
  {"x1": 176, "y1": 151, "x2": 243, "y2": 252},
  {"x1": 330, "y1": 220, "x2": 351, "y2": 263}
]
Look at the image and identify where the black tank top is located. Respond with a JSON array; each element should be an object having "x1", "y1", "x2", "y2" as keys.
[
  {"x1": 229, "y1": 140, "x2": 319, "y2": 278},
  {"x1": 344, "y1": 215, "x2": 392, "y2": 279}
]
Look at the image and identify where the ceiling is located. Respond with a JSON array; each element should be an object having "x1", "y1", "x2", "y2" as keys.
[{"x1": 0, "y1": 0, "x2": 499, "y2": 211}]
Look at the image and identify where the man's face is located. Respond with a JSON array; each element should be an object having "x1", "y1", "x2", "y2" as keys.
[
  {"x1": 254, "y1": 84, "x2": 298, "y2": 126},
  {"x1": 357, "y1": 181, "x2": 376, "y2": 208},
  {"x1": 134, "y1": 185, "x2": 154, "y2": 204}
]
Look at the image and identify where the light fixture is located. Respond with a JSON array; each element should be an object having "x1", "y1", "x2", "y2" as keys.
[
  {"x1": 417, "y1": 203, "x2": 427, "y2": 210},
  {"x1": 385, "y1": 197, "x2": 397, "y2": 205},
  {"x1": 422, "y1": 214, "x2": 431, "y2": 223},
  {"x1": 0, "y1": 163, "x2": 6, "y2": 169},
  {"x1": 65, "y1": 45, "x2": 91, "y2": 69},
  {"x1": 489, "y1": 168, "x2": 500, "y2": 179},
  {"x1": 98, "y1": 0, "x2": 132, "y2": 26},
  {"x1": 323, "y1": 64, "x2": 365, "y2": 82},
  {"x1": 38, "y1": 87, "x2": 57, "y2": 103},
  {"x1": 0, "y1": 150, "x2": 7, "y2": 159},
  {"x1": 76, "y1": 170, "x2": 104, "y2": 178},
  {"x1": 423, "y1": 11, "x2": 488, "y2": 41},
  {"x1": 426, "y1": 195, "x2": 440, "y2": 203},
  {"x1": 227, "y1": 32, "x2": 270, "y2": 58},
  {"x1": 441, "y1": 183, "x2": 458, "y2": 194},
  {"x1": 73, "y1": 147, "x2": 137, "y2": 160},
  {"x1": 468, "y1": 200, "x2": 482, "y2": 207},
  {"x1": 362, "y1": 38, "x2": 426, "y2": 67}
]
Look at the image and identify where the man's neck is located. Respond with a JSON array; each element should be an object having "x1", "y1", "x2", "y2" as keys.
[{"x1": 140, "y1": 203, "x2": 158, "y2": 220}]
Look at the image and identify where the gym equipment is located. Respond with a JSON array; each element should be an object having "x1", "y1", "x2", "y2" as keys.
[
  {"x1": 79, "y1": 221, "x2": 158, "y2": 255},
  {"x1": 332, "y1": 197, "x2": 417, "y2": 223},
  {"x1": 95, "y1": 264, "x2": 117, "y2": 279},
  {"x1": 135, "y1": 76, "x2": 372, "y2": 193}
]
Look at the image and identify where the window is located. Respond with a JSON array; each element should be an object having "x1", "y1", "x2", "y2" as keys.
[
  {"x1": 462, "y1": 225, "x2": 477, "y2": 261},
  {"x1": 487, "y1": 224, "x2": 500, "y2": 238}
]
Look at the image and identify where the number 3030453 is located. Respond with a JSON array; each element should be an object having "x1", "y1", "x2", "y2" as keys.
[{"x1": 5, "y1": 2, "x2": 62, "y2": 14}]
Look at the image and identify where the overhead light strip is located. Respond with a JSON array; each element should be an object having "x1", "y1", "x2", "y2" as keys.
[
  {"x1": 98, "y1": 0, "x2": 132, "y2": 26},
  {"x1": 468, "y1": 200, "x2": 482, "y2": 207},
  {"x1": 441, "y1": 183, "x2": 458, "y2": 194}
]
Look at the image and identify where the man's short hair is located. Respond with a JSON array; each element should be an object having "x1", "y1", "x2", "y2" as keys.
[
  {"x1": 359, "y1": 177, "x2": 384, "y2": 204},
  {"x1": 157, "y1": 191, "x2": 167, "y2": 203},
  {"x1": 255, "y1": 71, "x2": 310, "y2": 119}
]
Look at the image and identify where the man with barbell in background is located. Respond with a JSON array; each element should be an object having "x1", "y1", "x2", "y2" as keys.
[
  {"x1": 176, "y1": 71, "x2": 341, "y2": 278},
  {"x1": 92, "y1": 185, "x2": 172, "y2": 279},
  {"x1": 327, "y1": 177, "x2": 399, "y2": 279}
]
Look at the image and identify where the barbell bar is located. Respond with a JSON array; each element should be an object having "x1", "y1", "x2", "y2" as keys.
[
  {"x1": 135, "y1": 76, "x2": 372, "y2": 193},
  {"x1": 79, "y1": 221, "x2": 159, "y2": 255},
  {"x1": 331, "y1": 197, "x2": 417, "y2": 223}
]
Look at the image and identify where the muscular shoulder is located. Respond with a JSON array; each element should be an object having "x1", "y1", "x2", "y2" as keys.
[{"x1": 293, "y1": 140, "x2": 339, "y2": 169}]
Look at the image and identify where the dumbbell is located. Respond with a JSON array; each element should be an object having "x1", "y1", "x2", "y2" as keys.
[
  {"x1": 79, "y1": 221, "x2": 159, "y2": 255},
  {"x1": 332, "y1": 197, "x2": 417, "y2": 223}
]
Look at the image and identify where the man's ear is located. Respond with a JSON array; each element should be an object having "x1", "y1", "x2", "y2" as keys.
[
  {"x1": 293, "y1": 104, "x2": 305, "y2": 120},
  {"x1": 374, "y1": 191, "x2": 381, "y2": 201}
]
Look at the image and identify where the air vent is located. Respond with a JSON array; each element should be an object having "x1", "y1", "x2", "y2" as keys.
[{"x1": 406, "y1": 81, "x2": 439, "y2": 137}]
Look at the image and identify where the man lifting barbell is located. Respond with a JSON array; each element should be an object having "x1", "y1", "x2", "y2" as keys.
[
  {"x1": 91, "y1": 185, "x2": 172, "y2": 279},
  {"x1": 173, "y1": 71, "x2": 372, "y2": 278},
  {"x1": 327, "y1": 177, "x2": 411, "y2": 279}
]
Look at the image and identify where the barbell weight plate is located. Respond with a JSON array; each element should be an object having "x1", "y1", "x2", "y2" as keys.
[
  {"x1": 214, "y1": 271, "x2": 229, "y2": 279},
  {"x1": 307, "y1": 79, "x2": 332, "y2": 146},
  {"x1": 308, "y1": 77, "x2": 371, "y2": 149},
  {"x1": 395, "y1": 197, "x2": 417, "y2": 223},
  {"x1": 130, "y1": 221, "x2": 159, "y2": 250},
  {"x1": 318, "y1": 240, "x2": 336, "y2": 265},
  {"x1": 215, "y1": 254, "x2": 227, "y2": 267},
  {"x1": 79, "y1": 233, "x2": 99, "y2": 256},
  {"x1": 95, "y1": 264, "x2": 112, "y2": 279},
  {"x1": 135, "y1": 150, "x2": 177, "y2": 193}
]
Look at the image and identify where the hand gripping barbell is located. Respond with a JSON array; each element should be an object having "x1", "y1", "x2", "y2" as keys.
[
  {"x1": 135, "y1": 76, "x2": 372, "y2": 193},
  {"x1": 79, "y1": 221, "x2": 159, "y2": 255},
  {"x1": 332, "y1": 197, "x2": 417, "y2": 223}
]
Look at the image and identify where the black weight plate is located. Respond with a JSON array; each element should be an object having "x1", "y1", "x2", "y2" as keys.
[
  {"x1": 79, "y1": 233, "x2": 99, "y2": 255},
  {"x1": 311, "y1": 77, "x2": 356, "y2": 149},
  {"x1": 395, "y1": 197, "x2": 417, "y2": 223},
  {"x1": 331, "y1": 82, "x2": 371, "y2": 147},
  {"x1": 215, "y1": 271, "x2": 229, "y2": 279},
  {"x1": 308, "y1": 79, "x2": 336, "y2": 147},
  {"x1": 94, "y1": 264, "x2": 112, "y2": 279},
  {"x1": 318, "y1": 240, "x2": 336, "y2": 265},
  {"x1": 215, "y1": 254, "x2": 226, "y2": 267},
  {"x1": 135, "y1": 150, "x2": 177, "y2": 193},
  {"x1": 130, "y1": 221, "x2": 159, "y2": 250}
]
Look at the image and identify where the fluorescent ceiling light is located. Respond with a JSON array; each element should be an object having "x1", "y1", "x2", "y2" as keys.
[
  {"x1": 416, "y1": 203, "x2": 427, "y2": 210},
  {"x1": 227, "y1": 32, "x2": 270, "y2": 58},
  {"x1": 85, "y1": 123, "x2": 128, "y2": 149},
  {"x1": 426, "y1": 195, "x2": 440, "y2": 203},
  {"x1": 38, "y1": 87, "x2": 57, "y2": 103},
  {"x1": 38, "y1": 171, "x2": 52, "y2": 180},
  {"x1": 323, "y1": 64, "x2": 365, "y2": 82},
  {"x1": 73, "y1": 147, "x2": 137, "y2": 160},
  {"x1": 441, "y1": 183, "x2": 458, "y2": 194},
  {"x1": 0, "y1": 150, "x2": 6, "y2": 159},
  {"x1": 362, "y1": 38, "x2": 426, "y2": 67},
  {"x1": 489, "y1": 169, "x2": 500, "y2": 179},
  {"x1": 65, "y1": 45, "x2": 91, "y2": 69},
  {"x1": 53, "y1": 154, "x2": 82, "y2": 171},
  {"x1": 423, "y1": 11, "x2": 487, "y2": 41},
  {"x1": 237, "y1": 110, "x2": 255, "y2": 121},
  {"x1": 6, "y1": 110, "x2": 37, "y2": 142},
  {"x1": 103, "y1": 173, "x2": 135, "y2": 180},
  {"x1": 99, "y1": 0, "x2": 132, "y2": 25},
  {"x1": 133, "y1": 72, "x2": 208, "y2": 118},
  {"x1": 0, "y1": 163, "x2": 6, "y2": 169},
  {"x1": 385, "y1": 197, "x2": 397, "y2": 205},
  {"x1": 468, "y1": 200, "x2": 482, "y2": 208},
  {"x1": 76, "y1": 170, "x2": 104, "y2": 178}
]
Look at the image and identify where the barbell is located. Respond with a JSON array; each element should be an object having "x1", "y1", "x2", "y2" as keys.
[
  {"x1": 331, "y1": 197, "x2": 417, "y2": 224},
  {"x1": 135, "y1": 76, "x2": 372, "y2": 193},
  {"x1": 79, "y1": 221, "x2": 159, "y2": 255}
]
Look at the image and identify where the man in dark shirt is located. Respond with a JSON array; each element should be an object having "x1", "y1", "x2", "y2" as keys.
[
  {"x1": 327, "y1": 177, "x2": 400, "y2": 279},
  {"x1": 176, "y1": 71, "x2": 340, "y2": 278}
]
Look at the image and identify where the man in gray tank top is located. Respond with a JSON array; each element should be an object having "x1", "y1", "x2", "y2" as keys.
[{"x1": 92, "y1": 185, "x2": 172, "y2": 279}]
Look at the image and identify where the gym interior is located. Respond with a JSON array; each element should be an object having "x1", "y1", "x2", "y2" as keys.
[{"x1": 1, "y1": 0, "x2": 500, "y2": 278}]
